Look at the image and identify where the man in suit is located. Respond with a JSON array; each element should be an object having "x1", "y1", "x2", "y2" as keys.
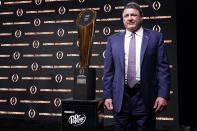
[{"x1": 103, "y1": 2, "x2": 171, "y2": 131}]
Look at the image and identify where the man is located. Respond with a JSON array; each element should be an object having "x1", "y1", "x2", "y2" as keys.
[{"x1": 103, "y1": 2, "x2": 171, "y2": 131}]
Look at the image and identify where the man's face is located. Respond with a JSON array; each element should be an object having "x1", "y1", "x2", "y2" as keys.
[{"x1": 122, "y1": 8, "x2": 143, "y2": 32}]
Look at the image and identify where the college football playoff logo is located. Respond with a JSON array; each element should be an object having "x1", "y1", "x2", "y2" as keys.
[
  {"x1": 104, "y1": 4, "x2": 111, "y2": 12},
  {"x1": 54, "y1": 98, "x2": 61, "y2": 107},
  {"x1": 153, "y1": 1, "x2": 161, "y2": 11},
  {"x1": 35, "y1": 0, "x2": 42, "y2": 5},
  {"x1": 28, "y1": 109, "x2": 36, "y2": 118},
  {"x1": 30, "y1": 85, "x2": 37, "y2": 95},
  {"x1": 15, "y1": 30, "x2": 22, "y2": 38},
  {"x1": 13, "y1": 51, "x2": 21, "y2": 60},
  {"x1": 34, "y1": 18, "x2": 41, "y2": 26},
  {"x1": 32, "y1": 40, "x2": 40, "y2": 49},
  {"x1": 12, "y1": 74, "x2": 19, "y2": 83},
  {"x1": 56, "y1": 51, "x2": 64, "y2": 59},
  {"x1": 10, "y1": 97, "x2": 17, "y2": 106},
  {"x1": 153, "y1": 25, "x2": 161, "y2": 32},
  {"x1": 102, "y1": 50, "x2": 106, "y2": 59},
  {"x1": 103, "y1": 26, "x2": 111, "y2": 36},
  {"x1": 31, "y1": 62, "x2": 38, "y2": 71},
  {"x1": 55, "y1": 74, "x2": 63, "y2": 83},
  {"x1": 79, "y1": 0, "x2": 85, "y2": 3},
  {"x1": 57, "y1": 28, "x2": 64, "y2": 37},
  {"x1": 58, "y1": 6, "x2": 66, "y2": 15},
  {"x1": 16, "y1": 9, "x2": 23, "y2": 17}
]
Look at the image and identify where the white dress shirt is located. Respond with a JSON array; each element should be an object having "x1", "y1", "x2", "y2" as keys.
[{"x1": 124, "y1": 27, "x2": 143, "y2": 82}]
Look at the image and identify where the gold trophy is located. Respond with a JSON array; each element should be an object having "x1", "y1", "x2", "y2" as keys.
[
  {"x1": 74, "y1": 9, "x2": 97, "y2": 100},
  {"x1": 76, "y1": 9, "x2": 97, "y2": 67}
]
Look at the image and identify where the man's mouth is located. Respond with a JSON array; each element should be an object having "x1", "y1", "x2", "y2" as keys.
[{"x1": 127, "y1": 22, "x2": 135, "y2": 25}]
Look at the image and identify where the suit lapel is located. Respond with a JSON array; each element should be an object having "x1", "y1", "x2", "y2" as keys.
[
  {"x1": 140, "y1": 29, "x2": 150, "y2": 68},
  {"x1": 119, "y1": 31, "x2": 126, "y2": 69}
]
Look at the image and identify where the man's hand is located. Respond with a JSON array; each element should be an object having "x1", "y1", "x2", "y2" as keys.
[
  {"x1": 154, "y1": 97, "x2": 167, "y2": 113},
  {"x1": 104, "y1": 99, "x2": 113, "y2": 111}
]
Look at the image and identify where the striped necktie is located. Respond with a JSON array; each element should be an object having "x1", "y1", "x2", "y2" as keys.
[{"x1": 127, "y1": 33, "x2": 136, "y2": 88}]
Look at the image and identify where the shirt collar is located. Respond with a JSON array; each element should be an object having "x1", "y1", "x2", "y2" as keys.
[{"x1": 125, "y1": 26, "x2": 143, "y2": 38}]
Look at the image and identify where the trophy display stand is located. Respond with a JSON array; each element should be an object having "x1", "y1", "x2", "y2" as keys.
[
  {"x1": 61, "y1": 9, "x2": 104, "y2": 131},
  {"x1": 73, "y1": 67, "x2": 96, "y2": 100},
  {"x1": 62, "y1": 98, "x2": 104, "y2": 131}
]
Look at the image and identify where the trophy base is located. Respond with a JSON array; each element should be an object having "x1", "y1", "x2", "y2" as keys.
[{"x1": 73, "y1": 67, "x2": 96, "y2": 100}]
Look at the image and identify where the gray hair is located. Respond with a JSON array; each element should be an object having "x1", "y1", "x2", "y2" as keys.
[{"x1": 123, "y1": 2, "x2": 143, "y2": 16}]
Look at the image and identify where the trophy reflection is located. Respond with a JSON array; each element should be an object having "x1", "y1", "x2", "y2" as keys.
[{"x1": 73, "y1": 9, "x2": 97, "y2": 100}]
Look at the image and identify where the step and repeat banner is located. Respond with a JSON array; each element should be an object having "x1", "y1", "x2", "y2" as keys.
[{"x1": 0, "y1": 0, "x2": 178, "y2": 130}]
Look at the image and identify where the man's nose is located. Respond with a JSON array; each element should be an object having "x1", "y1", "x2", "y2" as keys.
[{"x1": 128, "y1": 15, "x2": 133, "y2": 20}]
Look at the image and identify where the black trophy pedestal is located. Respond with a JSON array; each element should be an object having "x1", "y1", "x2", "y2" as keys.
[
  {"x1": 62, "y1": 98, "x2": 104, "y2": 131},
  {"x1": 73, "y1": 67, "x2": 96, "y2": 100}
]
